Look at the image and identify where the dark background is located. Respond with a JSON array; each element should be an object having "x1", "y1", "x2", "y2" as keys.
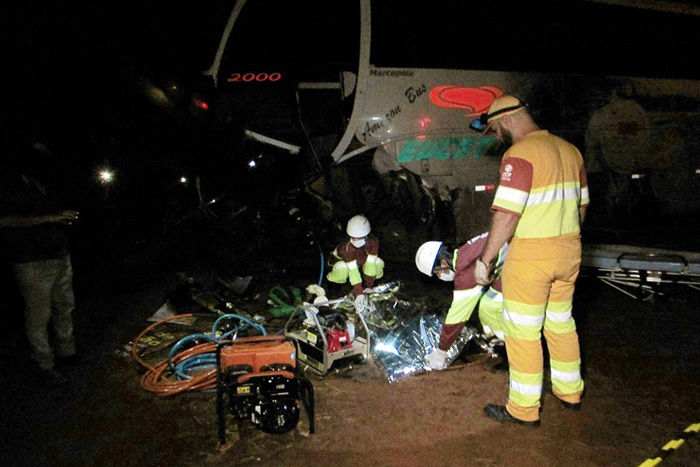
[{"x1": 3, "y1": 0, "x2": 700, "y2": 268}]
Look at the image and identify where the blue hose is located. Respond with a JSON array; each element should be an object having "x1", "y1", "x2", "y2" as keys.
[
  {"x1": 318, "y1": 246, "x2": 324, "y2": 286},
  {"x1": 174, "y1": 356, "x2": 217, "y2": 379},
  {"x1": 167, "y1": 333, "x2": 219, "y2": 372},
  {"x1": 212, "y1": 313, "x2": 267, "y2": 337},
  {"x1": 166, "y1": 314, "x2": 268, "y2": 378}
]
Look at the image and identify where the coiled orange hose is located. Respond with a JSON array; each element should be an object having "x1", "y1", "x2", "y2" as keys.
[{"x1": 131, "y1": 314, "x2": 223, "y2": 397}]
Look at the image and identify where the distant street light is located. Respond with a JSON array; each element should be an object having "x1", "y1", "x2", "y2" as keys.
[{"x1": 98, "y1": 169, "x2": 115, "y2": 184}]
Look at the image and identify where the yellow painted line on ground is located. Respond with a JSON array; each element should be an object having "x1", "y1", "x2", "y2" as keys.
[{"x1": 638, "y1": 423, "x2": 699, "y2": 467}]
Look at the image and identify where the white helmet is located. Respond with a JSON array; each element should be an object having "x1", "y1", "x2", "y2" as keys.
[
  {"x1": 346, "y1": 215, "x2": 371, "y2": 238},
  {"x1": 415, "y1": 241, "x2": 443, "y2": 276}
]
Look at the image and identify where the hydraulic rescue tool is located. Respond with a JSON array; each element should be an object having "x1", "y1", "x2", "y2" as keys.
[
  {"x1": 284, "y1": 296, "x2": 370, "y2": 377},
  {"x1": 216, "y1": 335, "x2": 315, "y2": 447}
]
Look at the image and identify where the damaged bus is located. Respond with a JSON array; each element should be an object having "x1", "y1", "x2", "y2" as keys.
[{"x1": 191, "y1": 0, "x2": 700, "y2": 245}]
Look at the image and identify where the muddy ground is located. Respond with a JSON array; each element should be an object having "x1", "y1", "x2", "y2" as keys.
[{"x1": 1, "y1": 223, "x2": 699, "y2": 467}]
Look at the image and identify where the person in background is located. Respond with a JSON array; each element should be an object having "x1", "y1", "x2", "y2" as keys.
[
  {"x1": 0, "y1": 140, "x2": 79, "y2": 385},
  {"x1": 415, "y1": 232, "x2": 507, "y2": 370},
  {"x1": 473, "y1": 95, "x2": 588, "y2": 427},
  {"x1": 326, "y1": 215, "x2": 384, "y2": 309}
]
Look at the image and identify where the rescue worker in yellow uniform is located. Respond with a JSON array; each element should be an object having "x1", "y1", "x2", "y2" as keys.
[
  {"x1": 415, "y1": 233, "x2": 507, "y2": 370},
  {"x1": 474, "y1": 96, "x2": 589, "y2": 427},
  {"x1": 327, "y1": 215, "x2": 384, "y2": 308}
]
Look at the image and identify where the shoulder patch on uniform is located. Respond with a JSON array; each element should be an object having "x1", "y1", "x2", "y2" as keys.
[{"x1": 501, "y1": 164, "x2": 513, "y2": 181}]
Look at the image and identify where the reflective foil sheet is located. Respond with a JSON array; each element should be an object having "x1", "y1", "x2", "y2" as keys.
[{"x1": 359, "y1": 285, "x2": 478, "y2": 383}]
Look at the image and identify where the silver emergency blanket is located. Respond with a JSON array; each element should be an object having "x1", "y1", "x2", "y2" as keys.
[{"x1": 358, "y1": 283, "x2": 478, "y2": 383}]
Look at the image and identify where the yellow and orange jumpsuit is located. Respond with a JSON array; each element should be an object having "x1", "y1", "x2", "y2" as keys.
[{"x1": 491, "y1": 130, "x2": 589, "y2": 422}]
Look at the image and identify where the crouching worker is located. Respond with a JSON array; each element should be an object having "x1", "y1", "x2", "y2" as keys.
[
  {"x1": 327, "y1": 215, "x2": 384, "y2": 309},
  {"x1": 415, "y1": 232, "x2": 507, "y2": 370}
]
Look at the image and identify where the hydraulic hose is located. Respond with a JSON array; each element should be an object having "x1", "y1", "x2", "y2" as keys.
[
  {"x1": 133, "y1": 313, "x2": 267, "y2": 397},
  {"x1": 318, "y1": 246, "x2": 325, "y2": 287}
]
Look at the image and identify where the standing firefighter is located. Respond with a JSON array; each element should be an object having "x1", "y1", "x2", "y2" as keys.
[
  {"x1": 415, "y1": 232, "x2": 507, "y2": 370},
  {"x1": 327, "y1": 215, "x2": 384, "y2": 308},
  {"x1": 474, "y1": 96, "x2": 589, "y2": 427}
]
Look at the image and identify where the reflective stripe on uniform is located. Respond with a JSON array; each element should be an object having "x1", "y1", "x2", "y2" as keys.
[
  {"x1": 346, "y1": 260, "x2": 362, "y2": 286},
  {"x1": 550, "y1": 358, "x2": 584, "y2": 395},
  {"x1": 444, "y1": 286, "x2": 483, "y2": 325},
  {"x1": 479, "y1": 291, "x2": 504, "y2": 339},
  {"x1": 326, "y1": 261, "x2": 349, "y2": 283},
  {"x1": 494, "y1": 185, "x2": 529, "y2": 207},
  {"x1": 545, "y1": 309, "x2": 572, "y2": 322},
  {"x1": 508, "y1": 181, "x2": 583, "y2": 239},
  {"x1": 503, "y1": 307, "x2": 544, "y2": 328},
  {"x1": 551, "y1": 367, "x2": 581, "y2": 383},
  {"x1": 493, "y1": 186, "x2": 529, "y2": 214},
  {"x1": 510, "y1": 379, "x2": 543, "y2": 396},
  {"x1": 525, "y1": 183, "x2": 582, "y2": 207},
  {"x1": 544, "y1": 301, "x2": 577, "y2": 334},
  {"x1": 363, "y1": 254, "x2": 383, "y2": 277},
  {"x1": 509, "y1": 368, "x2": 543, "y2": 408}
]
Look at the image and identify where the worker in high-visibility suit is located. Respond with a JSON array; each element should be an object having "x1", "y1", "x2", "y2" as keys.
[
  {"x1": 415, "y1": 233, "x2": 508, "y2": 370},
  {"x1": 327, "y1": 215, "x2": 384, "y2": 308},
  {"x1": 474, "y1": 96, "x2": 589, "y2": 427}
]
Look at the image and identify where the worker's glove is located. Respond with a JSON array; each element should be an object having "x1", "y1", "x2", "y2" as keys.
[
  {"x1": 426, "y1": 348, "x2": 448, "y2": 370},
  {"x1": 354, "y1": 294, "x2": 368, "y2": 311},
  {"x1": 474, "y1": 256, "x2": 495, "y2": 286},
  {"x1": 306, "y1": 284, "x2": 326, "y2": 297}
]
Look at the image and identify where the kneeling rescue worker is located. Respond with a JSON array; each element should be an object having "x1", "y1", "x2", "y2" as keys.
[
  {"x1": 327, "y1": 215, "x2": 384, "y2": 309},
  {"x1": 415, "y1": 232, "x2": 507, "y2": 370},
  {"x1": 474, "y1": 95, "x2": 588, "y2": 427}
]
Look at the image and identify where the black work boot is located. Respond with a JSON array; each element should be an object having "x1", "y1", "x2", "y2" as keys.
[
  {"x1": 561, "y1": 400, "x2": 582, "y2": 411},
  {"x1": 483, "y1": 404, "x2": 540, "y2": 427}
]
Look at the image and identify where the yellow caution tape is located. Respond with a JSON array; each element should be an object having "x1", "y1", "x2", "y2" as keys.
[
  {"x1": 638, "y1": 423, "x2": 699, "y2": 467},
  {"x1": 685, "y1": 423, "x2": 700, "y2": 433},
  {"x1": 661, "y1": 439, "x2": 684, "y2": 451}
]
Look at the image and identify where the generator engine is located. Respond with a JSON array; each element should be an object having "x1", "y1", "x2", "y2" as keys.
[{"x1": 216, "y1": 336, "x2": 314, "y2": 445}]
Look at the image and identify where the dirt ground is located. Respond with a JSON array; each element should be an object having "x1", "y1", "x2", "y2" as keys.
[{"x1": 1, "y1": 232, "x2": 699, "y2": 467}]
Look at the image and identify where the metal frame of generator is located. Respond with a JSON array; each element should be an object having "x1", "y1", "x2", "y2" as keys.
[
  {"x1": 215, "y1": 335, "x2": 315, "y2": 447},
  {"x1": 284, "y1": 297, "x2": 370, "y2": 377}
]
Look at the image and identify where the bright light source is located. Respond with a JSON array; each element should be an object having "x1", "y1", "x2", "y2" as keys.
[
  {"x1": 193, "y1": 97, "x2": 209, "y2": 110},
  {"x1": 179, "y1": 176, "x2": 188, "y2": 184},
  {"x1": 98, "y1": 170, "x2": 114, "y2": 184},
  {"x1": 248, "y1": 160, "x2": 257, "y2": 168}
]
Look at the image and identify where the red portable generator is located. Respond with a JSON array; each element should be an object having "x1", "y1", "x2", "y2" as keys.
[{"x1": 216, "y1": 335, "x2": 314, "y2": 446}]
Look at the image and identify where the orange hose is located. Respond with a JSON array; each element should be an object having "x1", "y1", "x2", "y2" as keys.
[{"x1": 131, "y1": 314, "x2": 224, "y2": 397}]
